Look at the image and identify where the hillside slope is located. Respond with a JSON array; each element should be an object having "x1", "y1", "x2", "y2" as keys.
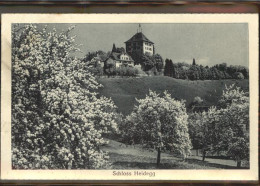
[{"x1": 97, "y1": 76, "x2": 249, "y2": 115}]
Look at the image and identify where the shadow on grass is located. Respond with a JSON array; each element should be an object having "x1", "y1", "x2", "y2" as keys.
[
  {"x1": 112, "y1": 158, "x2": 244, "y2": 170},
  {"x1": 205, "y1": 155, "x2": 232, "y2": 160},
  {"x1": 112, "y1": 161, "x2": 183, "y2": 169},
  {"x1": 109, "y1": 152, "x2": 248, "y2": 169},
  {"x1": 185, "y1": 158, "x2": 241, "y2": 169}
]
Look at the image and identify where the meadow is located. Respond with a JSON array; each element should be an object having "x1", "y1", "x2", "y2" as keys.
[
  {"x1": 98, "y1": 76, "x2": 249, "y2": 115},
  {"x1": 101, "y1": 139, "x2": 240, "y2": 169}
]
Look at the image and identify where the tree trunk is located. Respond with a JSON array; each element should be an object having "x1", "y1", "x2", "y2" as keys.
[
  {"x1": 237, "y1": 160, "x2": 241, "y2": 168},
  {"x1": 157, "y1": 148, "x2": 161, "y2": 168},
  {"x1": 202, "y1": 150, "x2": 206, "y2": 161}
]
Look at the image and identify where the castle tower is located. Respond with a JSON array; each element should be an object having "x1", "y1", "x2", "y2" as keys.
[{"x1": 124, "y1": 24, "x2": 155, "y2": 57}]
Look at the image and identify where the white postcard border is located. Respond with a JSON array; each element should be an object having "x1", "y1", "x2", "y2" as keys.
[{"x1": 1, "y1": 14, "x2": 258, "y2": 180}]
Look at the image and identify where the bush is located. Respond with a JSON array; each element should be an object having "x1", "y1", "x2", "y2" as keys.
[
  {"x1": 115, "y1": 66, "x2": 138, "y2": 77},
  {"x1": 88, "y1": 65, "x2": 104, "y2": 76},
  {"x1": 234, "y1": 72, "x2": 245, "y2": 79}
]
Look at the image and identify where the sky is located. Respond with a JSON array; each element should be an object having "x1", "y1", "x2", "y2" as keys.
[{"x1": 50, "y1": 23, "x2": 248, "y2": 67}]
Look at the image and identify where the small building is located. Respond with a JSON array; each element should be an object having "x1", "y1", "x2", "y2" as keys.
[
  {"x1": 110, "y1": 52, "x2": 134, "y2": 68},
  {"x1": 105, "y1": 44, "x2": 134, "y2": 68},
  {"x1": 125, "y1": 24, "x2": 155, "y2": 57}
]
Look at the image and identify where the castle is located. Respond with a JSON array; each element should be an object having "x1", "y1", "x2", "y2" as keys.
[
  {"x1": 106, "y1": 24, "x2": 155, "y2": 68},
  {"x1": 125, "y1": 24, "x2": 155, "y2": 57}
]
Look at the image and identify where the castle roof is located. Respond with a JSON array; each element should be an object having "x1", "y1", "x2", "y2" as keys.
[{"x1": 125, "y1": 32, "x2": 154, "y2": 44}]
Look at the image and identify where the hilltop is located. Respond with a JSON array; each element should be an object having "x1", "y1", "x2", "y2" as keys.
[{"x1": 97, "y1": 76, "x2": 249, "y2": 115}]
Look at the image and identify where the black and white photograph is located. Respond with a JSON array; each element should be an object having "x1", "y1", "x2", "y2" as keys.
[{"x1": 1, "y1": 14, "x2": 258, "y2": 180}]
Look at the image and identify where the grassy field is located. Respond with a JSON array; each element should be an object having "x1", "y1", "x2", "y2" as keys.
[
  {"x1": 101, "y1": 139, "x2": 239, "y2": 169},
  {"x1": 97, "y1": 76, "x2": 249, "y2": 115},
  {"x1": 98, "y1": 77, "x2": 249, "y2": 169}
]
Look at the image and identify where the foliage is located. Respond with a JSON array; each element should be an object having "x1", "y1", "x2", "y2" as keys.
[
  {"x1": 141, "y1": 53, "x2": 163, "y2": 72},
  {"x1": 192, "y1": 58, "x2": 196, "y2": 66},
  {"x1": 193, "y1": 96, "x2": 203, "y2": 105},
  {"x1": 111, "y1": 43, "x2": 125, "y2": 53},
  {"x1": 87, "y1": 64, "x2": 104, "y2": 77},
  {"x1": 218, "y1": 84, "x2": 248, "y2": 108},
  {"x1": 188, "y1": 84, "x2": 249, "y2": 166},
  {"x1": 121, "y1": 90, "x2": 192, "y2": 165},
  {"x1": 189, "y1": 96, "x2": 205, "y2": 112},
  {"x1": 153, "y1": 54, "x2": 164, "y2": 72},
  {"x1": 82, "y1": 50, "x2": 107, "y2": 63},
  {"x1": 234, "y1": 72, "x2": 245, "y2": 79},
  {"x1": 213, "y1": 84, "x2": 249, "y2": 167},
  {"x1": 130, "y1": 52, "x2": 163, "y2": 73},
  {"x1": 104, "y1": 58, "x2": 116, "y2": 77},
  {"x1": 82, "y1": 50, "x2": 107, "y2": 77},
  {"x1": 164, "y1": 59, "x2": 174, "y2": 77},
  {"x1": 12, "y1": 24, "x2": 118, "y2": 169},
  {"x1": 115, "y1": 66, "x2": 138, "y2": 77},
  {"x1": 188, "y1": 107, "x2": 220, "y2": 161},
  {"x1": 188, "y1": 111, "x2": 210, "y2": 159},
  {"x1": 104, "y1": 61, "x2": 139, "y2": 77},
  {"x1": 116, "y1": 47, "x2": 125, "y2": 53},
  {"x1": 164, "y1": 59, "x2": 248, "y2": 81}
]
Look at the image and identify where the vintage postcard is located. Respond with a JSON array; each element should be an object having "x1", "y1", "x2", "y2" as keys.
[{"x1": 1, "y1": 14, "x2": 258, "y2": 180}]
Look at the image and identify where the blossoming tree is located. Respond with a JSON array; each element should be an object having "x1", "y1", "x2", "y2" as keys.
[
  {"x1": 188, "y1": 84, "x2": 249, "y2": 167},
  {"x1": 214, "y1": 85, "x2": 249, "y2": 167},
  {"x1": 122, "y1": 90, "x2": 192, "y2": 167},
  {"x1": 12, "y1": 24, "x2": 118, "y2": 169}
]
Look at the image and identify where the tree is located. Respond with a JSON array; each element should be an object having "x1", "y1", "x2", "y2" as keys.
[
  {"x1": 188, "y1": 65, "x2": 200, "y2": 80},
  {"x1": 116, "y1": 47, "x2": 125, "y2": 53},
  {"x1": 104, "y1": 58, "x2": 116, "y2": 77},
  {"x1": 112, "y1": 43, "x2": 117, "y2": 53},
  {"x1": 82, "y1": 52, "x2": 96, "y2": 63},
  {"x1": 234, "y1": 72, "x2": 245, "y2": 79},
  {"x1": 192, "y1": 58, "x2": 196, "y2": 65},
  {"x1": 199, "y1": 65, "x2": 208, "y2": 80},
  {"x1": 164, "y1": 58, "x2": 171, "y2": 76},
  {"x1": 188, "y1": 85, "x2": 249, "y2": 167},
  {"x1": 241, "y1": 68, "x2": 249, "y2": 79},
  {"x1": 189, "y1": 96, "x2": 204, "y2": 112},
  {"x1": 87, "y1": 64, "x2": 104, "y2": 77},
  {"x1": 142, "y1": 54, "x2": 155, "y2": 71},
  {"x1": 209, "y1": 85, "x2": 249, "y2": 167},
  {"x1": 164, "y1": 59, "x2": 174, "y2": 77},
  {"x1": 82, "y1": 50, "x2": 107, "y2": 65},
  {"x1": 218, "y1": 84, "x2": 248, "y2": 108},
  {"x1": 188, "y1": 110, "x2": 215, "y2": 160},
  {"x1": 12, "y1": 24, "x2": 118, "y2": 169},
  {"x1": 131, "y1": 52, "x2": 143, "y2": 65},
  {"x1": 122, "y1": 90, "x2": 192, "y2": 167},
  {"x1": 164, "y1": 59, "x2": 248, "y2": 80},
  {"x1": 218, "y1": 63, "x2": 227, "y2": 71},
  {"x1": 153, "y1": 53, "x2": 164, "y2": 72}
]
